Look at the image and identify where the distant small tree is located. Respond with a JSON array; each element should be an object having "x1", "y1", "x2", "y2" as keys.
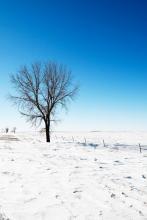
[{"x1": 10, "y1": 61, "x2": 78, "y2": 142}]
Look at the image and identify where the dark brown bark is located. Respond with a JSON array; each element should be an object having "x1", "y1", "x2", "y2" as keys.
[
  {"x1": 45, "y1": 116, "x2": 50, "y2": 142},
  {"x1": 45, "y1": 124, "x2": 50, "y2": 142}
]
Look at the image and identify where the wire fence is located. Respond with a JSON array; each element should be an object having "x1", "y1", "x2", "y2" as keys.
[{"x1": 51, "y1": 135, "x2": 147, "y2": 153}]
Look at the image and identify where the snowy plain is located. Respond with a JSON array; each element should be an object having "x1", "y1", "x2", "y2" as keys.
[{"x1": 0, "y1": 131, "x2": 147, "y2": 220}]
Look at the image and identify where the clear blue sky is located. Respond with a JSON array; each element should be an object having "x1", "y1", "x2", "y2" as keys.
[{"x1": 0, "y1": 0, "x2": 147, "y2": 131}]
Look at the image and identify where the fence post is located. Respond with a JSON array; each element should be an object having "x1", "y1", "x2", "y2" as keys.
[
  {"x1": 103, "y1": 139, "x2": 106, "y2": 147},
  {"x1": 139, "y1": 143, "x2": 142, "y2": 153}
]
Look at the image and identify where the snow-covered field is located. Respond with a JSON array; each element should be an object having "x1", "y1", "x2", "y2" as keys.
[{"x1": 0, "y1": 131, "x2": 147, "y2": 220}]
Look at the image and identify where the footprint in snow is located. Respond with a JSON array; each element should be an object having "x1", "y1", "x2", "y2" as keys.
[
  {"x1": 142, "y1": 175, "x2": 146, "y2": 179},
  {"x1": 55, "y1": 195, "x2": 60, "y2": 199},
  {"x1": 139, "y1": 210, "x2": 144, "y2": 216},
  {"x1": 125, "y1": 176, "x2": 132, "y2": 179},
  {"x1": 73, "y1": 190, "x2": 82, "y2": 194},
  {"x1": 111, "y1": 193, "x2": 116, "y2": 198},
  {"x1": 122, "y1": 192, "x2": 128, "y2": 197},
  {"x1": 24, "y1": 197, "x2": 37, "y2": 203},
  {"x1": 114, "y1": 160, "x2": 124, "y2": 165},
  {"x1": 73, "y1": 189, "x2": 82, "y2": 199}
]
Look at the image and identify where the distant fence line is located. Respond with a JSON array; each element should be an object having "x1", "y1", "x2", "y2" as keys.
[{"x1": 51, "y1": 135, "x2": 147, "y2": 153}]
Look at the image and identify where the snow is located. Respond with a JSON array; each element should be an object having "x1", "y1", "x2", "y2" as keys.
[{"x1": 0, "y1": 131, "x2": 147, "y2": 220}]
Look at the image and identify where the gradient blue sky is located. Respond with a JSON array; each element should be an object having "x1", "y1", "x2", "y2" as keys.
[{"x1": 0, "y1": 0, "x2": 147, "y2": 131}]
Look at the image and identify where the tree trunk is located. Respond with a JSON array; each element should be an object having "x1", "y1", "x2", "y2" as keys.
[{"x1": 45, "y1": 119, "x2": 50, "y2": 142}]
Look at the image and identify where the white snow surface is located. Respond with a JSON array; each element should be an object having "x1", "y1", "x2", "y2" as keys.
[{"x1": 0, "y1": 131, "x2": 147, "y2": 220}]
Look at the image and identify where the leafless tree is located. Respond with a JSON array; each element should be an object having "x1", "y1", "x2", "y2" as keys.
[{"x1": 9, "y1": 61, "x2": 78, "y2": 142}]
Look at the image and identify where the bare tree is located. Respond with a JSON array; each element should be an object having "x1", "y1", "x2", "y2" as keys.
[{"x1": 10, "y1": 61, "x2": 78, "y2": 142}]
